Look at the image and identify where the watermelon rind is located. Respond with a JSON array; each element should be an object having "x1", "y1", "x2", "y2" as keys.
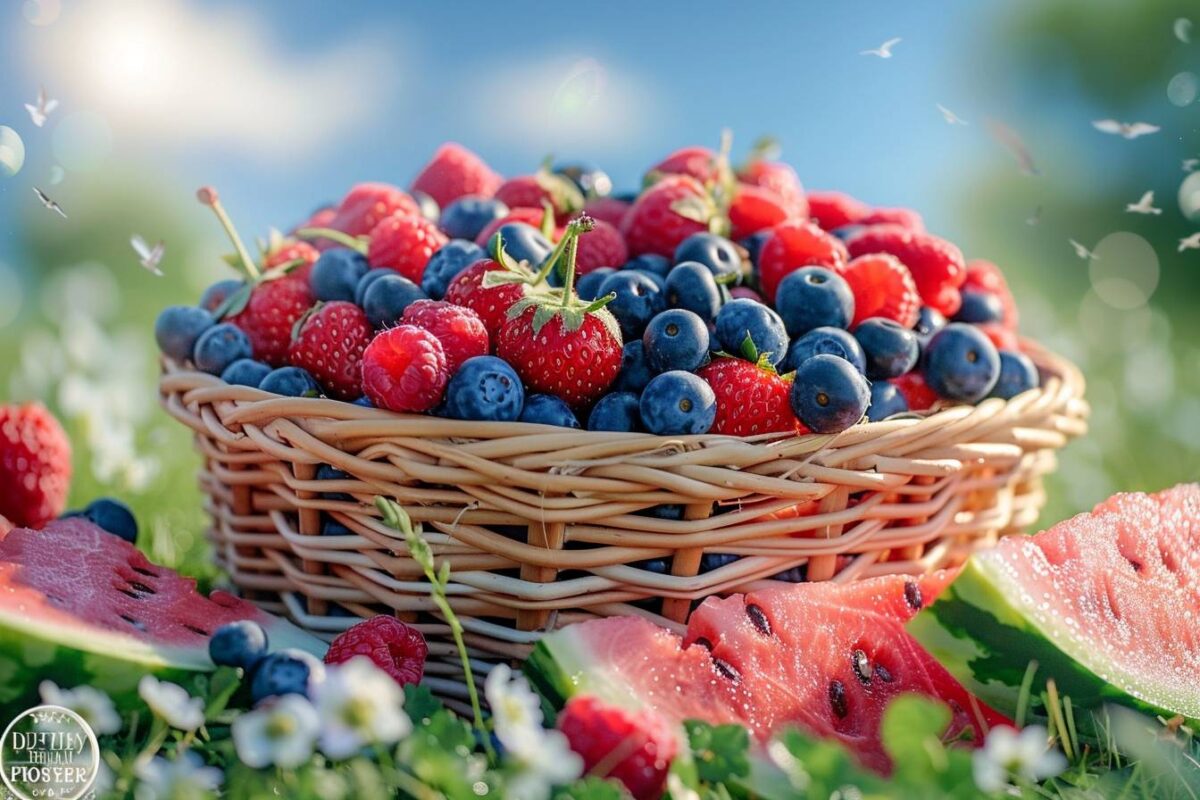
[{"x1": 525, "y1": 624, "x2": 643, "y2": 712}]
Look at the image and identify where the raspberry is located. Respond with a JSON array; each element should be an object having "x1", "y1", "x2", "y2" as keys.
[
  {"x1": 860, "y1": 206, "x2": 925, "y2": 232},
  {"x1": 361, "y1": 325, "x2": 450, "y2": 412},
  {"x1": 646, "y1": 145, "x2": 718, "y2": 184},
  {"x1": 444, "y1": 259, "x2": 528, "y2": 339},
  {"x1": 263, "y1": 238, "x2": 319, "y2": 282},
  {"x1": 584, "y1": 196, "x2": 632, "y2": 229},
  {"x1": 728, "y1": 183, "x2": 792, "y2": 240},
  {"x1": 323, "y1": 615, "x2": 428, "y2": 688},
  {"x1": 366, "y1": 214, "x2": 448, "y2": 284},
  {"x1": 474, "y1": 207, "x2": 549, "y2": 247},
  {"x1": 494, "y1": 173, "x2": 583, "y2": 224},
  {"x1": 409, "y1": 142, "x2": 503, "y2": 208},
  {"x1": 807, "y1": 191, "x2": 869, "y2": 231},
  {"x1": 621, "y1": 175, "x2": 714, "y2": 258},
  {"x1": 287, "y1": 302, "x2": 373, "y2": 400},
  {"x1": 574, "y1": 218, "x2": 628, "y2": 274},
  {"x1": 892, "y1": 371, "x2": 939, "y2": 411},
  {"x1": 963, "y1": 259, "x2": 1019, "y2": 329},
  {"x1": 842, "y1": 254, "x2": 922, "y2": 328},
  {"x1": 401, "y1": 300, "x2": 489, "y2": 373},
  {"x1": 329, "y1": 182, "x2": 421, "y2": 237},
  {"x1": 0, "y1": 403, "x2": 72, "y2": 528},
  {"x1": 846, "y1": 224, "x2": 966, "y2": 316},
  {"x1": 738, "y1": 159, "x2": 808, "y2": 219},
  {"x1": 558, "y1": 695, "x2": 677, "y2": 800},
  {"x1": 755, "y1": 220, "x2": 848, "y2": 304}
]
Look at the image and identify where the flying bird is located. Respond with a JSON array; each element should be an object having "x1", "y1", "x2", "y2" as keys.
[
  {"x1": 985, "y1": 118, "x2": 1040, "y2": 176},
  {"x1": 1179, "y1": 233, "x2": 1200, "y2": 252},
  {"x1": 131, "y1": 235, "x2": 166, "y2": 276},
  {"x1": 1069, "y1": 239, "x2": 1098, "y2": 260},
  {"x1": 860, "y1": 38, "x2": 901, "y2": 58},
  {"x1": 1026, "y1": 205, "x2": 1043, "y2": 226},
  {"x1": 32, "y1": 186, "x2": 67, "y2": 219},
  {"x1": 1183, "y1": 158, "x2": 1199, "y2": 172},
  {"x1": 1092, "y1": 120, "x2": 1161, "y2": 140},
  {"x1": 936, "y1": 104, "x2": 968, "y2": 125},
  {"x1": 1125, "y1": 191, "x2": 1162, "y2": 215},
  {"x1": 24, "y1": 86, "x2": 58, "y2": 128}
]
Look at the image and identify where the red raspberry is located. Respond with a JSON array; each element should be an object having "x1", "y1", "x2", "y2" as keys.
[
  {"x1": 401, "y1": 300, "x2": 489, "y2": 373},
  {"x1": 474, "y1": 207, "x2": 549, "y2": 247},
  {"x1": 361, "y1": 325, "x2": 450, "y2": 412},
  {"x1": 409, "y1": 142, "x2": 502, "y2": 208},
  {"x1": 860, "y1": 206, "x2": 925, "y2": 232},
  {"x1": 697, "y1": 357, "x2": 804, "y2": 437},
  {"x1": 324, "y1": 615, "x2": 428, "y2": 687},
  {"x1": 288, "y1": 302, "x2": 373, "y2": 400},
  {"x1": 842, "y1": 254, "x2": 922, "y2": 328},
  {"x1": 558, "y1": 695, "x2": 677, "y2": 800},
  {"x1": 846, "y1": 225, "x2": 966, "y2": 316},
  {"x1": 646, "y1": 145, "x2": 718, "y2": 183},
  {"x1": 807, "y1": 191, "x2": 869, "y2": 231},
  {"x1": 575, "y1": 218, "x2": 628, "y2": 274},
  {"x1": 228, "y1": 276, "x2": 315, "y2": 366},
  {"x1": 756, "y1": 220, "x2": 848, "y2": 304},
  {"x1": 263, "y1": 238, "x2": 319, "y2": 282},
  {"x1": 892, "y1": 372, "x2": 938, "y2": 411},
  {"x1": 444, "y1": 259, "x2": 528, "y2": 339},
  {"x1": 621, "y1": 175, "x2": 714, "y2": 258},
  {"x1": 494, "y1": 173, "x2": 583, "y2": 225},
  {"x1": 728, "y1": 183, "x2": 792, "y2": 240},
  {"x1": 0, "y1": 403, "x2": 71, "y2": 529},
  {"x1": 329, "y1": 182, "x2": 420, "y2": 237},
  {"x1": 964, "y1": 259, "x2": 1019, "y2": 329},
  {"x1": 366, "y1": 214, "x2": 449, "y2": 283},
  {"x1": 977, "y1": 322, "x2": 1020, "y2": 352},
  {"x1": 738, "y1": 159, "x2": 808, "y2": 218},
  {"x1": 584, "y1": 196, "x2": 632, "y2": 229}
]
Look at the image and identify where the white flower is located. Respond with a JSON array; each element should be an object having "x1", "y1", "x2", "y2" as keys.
[
  {"x1": 973, "y1": 725, "x2": 1068, "y2": 793},
  {"x1": 232, "y1": 694, "x2": 320, "y2": 769},
  {"x1": 485, "y1": 664, "x2": 582, "y2": 800},
  {"x1": 39, "y1": 681, "x2": 122, "y2": 735},
  {"x1": 134, "y1": 751, "x2": 222, "y2": 800},
  {"x1": 313, "y1": 657, "x2": 411, "y2": 759},
  {"x1": 138, "y1": 676, "x2": 205, "y2": 732}
]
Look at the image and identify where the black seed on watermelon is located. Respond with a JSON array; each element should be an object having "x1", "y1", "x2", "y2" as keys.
[
  {"x1": 874, "y1": 664, "x2": 894, "y2": 683},
  {"x1": 712, "y1": 657, "x2": 741, "y2": 683},
  {"x1": 903, "y1": 579, "x2": 923, "y2": 610},
  {"x1": 829, "y1": 679, "x2": 849, "y2": 718},
  {"x1": 852, "y1": 649, "x2": 872, "y2": 686},
  {"x1": 691, "y1": 636, "x2": 714, "y2": 651},
  {"x1": 745, "y1": 603, "x2": 772, "y2": 636}
]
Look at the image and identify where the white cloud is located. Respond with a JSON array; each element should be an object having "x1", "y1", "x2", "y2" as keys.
[{"x1": 26, "y1": 0, "x2": 399, "y2": 160}]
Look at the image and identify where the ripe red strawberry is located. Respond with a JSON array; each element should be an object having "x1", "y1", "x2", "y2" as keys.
[
  {"x1": 584, "y1": 196, "x2": 632, "y2": 229},
  {"x1": 328, "y1": 182, "x2": 421, "y2": 237},
  {"x1": 738, "y1": 159, "x2": 808, "y2": 218},
  {"x1": 621, "y1": 175, "x2": 715, "y2": 258},
  {"x1": 366, "y1": 213, "x2": 449, "y2": 283},
  {"x1": 401, "y1": 300, "x2": 489, "y2": 373},
  {"x1": 474, "y1": 207, "x2": 550, "y2": 247},
  {"x1": 892, "y1": 371, "x2": 938, "y2": 411},
  {"x1": 288, "y1": 301, "x2": 373, "y2": 400},
  {"x1": 558, "y1": 695, "x2": 677, "y2": 800},
  {"x1": 324, "y1": 615, "x2": 428, "y2": 687},
  {"x1": 228, "y1": 276, "x2": 315, "y2": 366},
  {"x1": 728, "y1": 182, "x2": 792, "y2": 240},
  {"x1": 361, "y1": 325, "x2": 450, "y2": 412},
  {"x1": 697, "y1": 357, "x2": 804, "y2": 436},
  {"x1": 756, "y1": 220, "x2": 848, "y2": 304},
  {"x1": 846, "y1": 224, "x2": 966, "y2": 316},
  {"x1": 646, "y1": 145, "x2": 718, "y2": 184},
  {"x1": 860, "y1": 206, "x2": 925, "y2": 232},
  {"x1": 807, "y1": 191, "x2": 869, "y2": 231},
  {"x1": 0, "y1": 403, "x2": 72, "y2": 528},
  {"x1": 842, "y1": 254, "x2": 922, "y2": 328},
  {"x1": 964, "y1": 259, "x2": 1019, "y2": 329},
  {"x1": 494, "y1": 172, "x2": 584, "y2": 225},
  {"x1": 575, "y1": 218, "x2": 628, "y2": 274},
  {"x1": 445, "y1": 259, "x2": 530, "y2": 339},
  {"x1": 263, "y1": 236, "x2": 319, "y2": 282},
  {"x1": 410, "y1": 142, "x2": 503, "y2": 208}
]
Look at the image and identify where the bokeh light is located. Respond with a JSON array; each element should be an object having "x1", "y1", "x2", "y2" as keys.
[
  {"x1": 551, "y1": 59, "x2": 605, "y2": 120},
  {"x1": 1167, "y1": 71, "x2": 1198, "y2": 107},
  {"x1": 22, "y1": 0, "x2": 60, "y2": 26},
  {"x1": 0, "y1": 262, "x2": 24, "y2": 328},
  {"x1": 0, "y1": 126, "x2": 26, "y2": 177},
  {"x1": 1088, "y1": 231, "x2": 1159, "y2": 309},
  {"x1": 48, "y1": 164, "x2": 65, "y2": 185},
  {"x1": 1178, "y1": 171, "x2": 1200, "y2": 221},
  {"x1": 52, "y1": 111, "x2": 113, "y2": 172}
]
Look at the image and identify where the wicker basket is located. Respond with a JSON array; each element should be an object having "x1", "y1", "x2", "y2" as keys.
[{"x1": 159, "y1": 340, "x2": 1086, "y2": 711}]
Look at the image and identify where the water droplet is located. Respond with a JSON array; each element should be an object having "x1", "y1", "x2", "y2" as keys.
[{"x1": 1168, "y1": 72, "x2": 1198, "y2": 107}]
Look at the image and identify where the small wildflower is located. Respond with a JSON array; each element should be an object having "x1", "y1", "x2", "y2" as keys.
[
  {"x1": 133, "y1": 751, "x2": 222, "y2": 800},
  {"x1": 313, "y1": 657, "x2": 412, "y2": 759},
  {"x1": 486, "y1": 664, "x2": 582, "y2": 800},
  {"x1": 485, "y1": 663, "x2": 546, "y2": 754},
  {"x1": 39, "y1": 681, "x2": 121, "y2": 735},
  {"x1": 138, "y1": 676, "x2": 204, "y2": 732},
  {"x1": 232, "y1": 694, "x2": 320, "y2": 769},
  {"x1": 973, "y1": 725, "x2": 1067, "y2": 793}
]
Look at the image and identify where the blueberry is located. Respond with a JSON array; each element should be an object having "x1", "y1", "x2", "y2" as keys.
[
  {"x1": 714, "y1": 298, "x2": 788, "y2": 367},
  {"x1": 635, "y1": 558, "x2": 670, "y2": 574},
  {"x1": 250, "y1": 649, "x2": 325, "y2": 703},
  {"x1": 639, "y1": 371, "x2": 716, "y2": 435},
  {"x1": 577, "y1": 267, "x2": 617, "y2": 301},
  {"x1": 700, "y1": 553, "x2": 740, "y2": 572},
  {"x1": 316, "y1": 463, "x2": 352, "y2": 501},
  {"x1": 639, "y1": 504, "x2": 685, "y2": 520},
  {"x1": 192, "y1": 322, "x2": 252, "y2": 375},
  {"x1": 519, "y1": 394, "x2": 580, "y2": 428},
  {"x1": 322, "y1": 520, "x2": 353, "y2": 536},
  {"x1": 867, "y1": 381, "x2": 910, "y2": 422},
  {"x1": 628, "y1": 268, "x2": 666, "y2": 291},
  {"x1": 674, "y1": 232, "x2": 744, "y2": 284},
  {"x1": 643, "y1": 309, "x2": 709, "y2": 373},
  {"x1": 773, "y1": 565, "x2": 807, "y2": 582},
  {"x1": 664, "y1": 261, "x2": 723, "y2": 322},
  {"x1": 260, "y1": 366, "x2": 321, "y2": 397},
  {"x1": 352, "y1": 395, "x2": 374, "y2": 408},
  {"x1": 854, "y1": 317, "x2": 919, "y2": 379},
  {"x1": 439, "y1": 196, "x2": 510, "y2": 241},
  {"x1": 913, "y1": 306, "x2": 947, "y2": 343},
  {"x1": 79, "y1": 498, "x2": 138, "y2": 543},
  {"x1": 775, "y1": 267, "x2": 855, "y2": 337},
  {"x1": 741, "y1": 231, "x2": 772, "y2": 268},
  {"x1": 923, "y1": 323, "x2": 1001, "y2": 402},
  {"x1": 411, "y1": 190, "x2": 440, "y2": 223},
  {"x1": 209, "y1": 620, "x2": 268, "y2": 671},
  {"x1": 155, "y1": 306, "x2": 215, "y2": 362},
  {"x1": 587, "y1": 392, "x2": 642, "y2": 432},
  {"x1": 611, "y1": 341, "x2": 654, "y2": 394},
  {"x1": 220, "y1": 358, "x2": 271, "y2": 388},
  {"x1": 310, "y1": 248, "x2": 369, "y2": 303},
  {"x1": 554, "y1": 163, "x2": 613, "y2": 197},
  {"x1": 623, "y1": 254, "x2": 672, "y2": 283},
  {"x1": 199, "y1": 279, "x2": 244, "y2": 313},
  {"x1": 598, "y1": 271, "x2": 662, "y2": 340},
  {"x1": 782, "y1": 327, "x2": 866, "y2": 374},
  {"x1": 490, "y1": 223, "x2": 553, "y2": 268},
  {"x1": 989, "y1": 350, "x2": 1039, "y2": 400},
  {"x1": 362, "y1": 274, "x2": 427, "y2": 328},
  {"x1": 442, "y1": 356, "x2": 525, "y2": 422},
  {"x1": 789, "y1": 354, "x2": 871, "y2": 433},
  {"x1": 953, "y1": 290, "x2": 1005, "y2": 325},
  {"x1": 421, "y1": 240, "x2": 485, "y2": 300}
]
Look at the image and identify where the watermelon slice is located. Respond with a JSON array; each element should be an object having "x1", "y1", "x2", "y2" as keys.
[
  {"x1": 0, "y1": 518, "x2": 326, "y2": 712},
  {"x1": 527, "y1": 572, "x2": 1009, "y2": 773},
  {"x1": 909, "y1": 484, "x2": 1200, "y2": 725}
]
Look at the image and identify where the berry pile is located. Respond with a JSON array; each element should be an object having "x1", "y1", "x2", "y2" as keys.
[{"x1": 155, "y1": 141, "x2": 1039, "y2": 436}]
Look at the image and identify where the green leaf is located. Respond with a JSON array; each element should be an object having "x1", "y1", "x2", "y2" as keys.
[
  {"x1": 531, "y1": 303, "x2": 557, "y2": 334},
  {"x1": 203, "y1": 667, "x2": 243, "y2": 720},
  {"x1": 685, "y1": 720, "x2": 750, "y2": 784},
  {"x1": 738, "y1": 334, "x2": 759, "y2": 363},
  {"x1": 670, "y1": 196, "x2": 714, "y2": 224},
  {"x1": 552, "y1": 777, "x2": 626, "y2": 800},
  {"x1": 404, "y1": 683, "x2": 445, "y2": 724},
  {"x1": 212, "y1": 283, "x2": 252, "y2": 320}
]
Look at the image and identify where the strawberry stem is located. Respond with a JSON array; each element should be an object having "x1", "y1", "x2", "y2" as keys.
[
  {"x1": 295, "y1": 227, "x2": 369, "y2": 254},
  {"x1": 559, "y1": 232, "x2": 582, "y2": 309},
  {"x1": 197, "y1": 186, "x2": 260, "y2": 281}
]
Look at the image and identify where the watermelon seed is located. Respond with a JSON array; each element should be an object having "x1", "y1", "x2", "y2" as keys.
[
  {"x1": 119, "y1": 614, "x2": 146, "y2": 631},
  {"x1": 692, "y1": 637, "x2": 714, "y2": 651},
  {"x1": 129, "y1": 581, "x2": 157, "y2": 595},
  {"x1": 874, "y1": 664, "x2": 894, "y2": 683},
  {"x1": 851, "y1": 649, "x2": 872, "y2": 686},
  {"x1": 712, "y1": 657, "x2": 741, "y2": 683},
  {"x1": 117, "y1": 588, "x2": 141, "y2": 600},
  {"x1": 903, "y1": 580, "x2": 923, "y2": 610},
  {"x1": 183, "y1": 624, "x2": 211, "y2": 637},
  {"x1": 746, "y1": 604, "x2": 772, "y2": 636},
  {"x1": 1123, "y1": 555, "x2": 1144, "y2": 574},
  {"x1": 131, "y1": 564, "x2": 158, "y2": 577},
  {"x1": 829, "y1": 679, "x2": 849, "y2": 718},
  {"x1": 949, "y1": 699, "x2": 963, "y2": 714}
]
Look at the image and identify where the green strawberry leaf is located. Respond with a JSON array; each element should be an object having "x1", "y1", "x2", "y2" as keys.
[
  {"x1": 685, "y1": 720, "x2": 751, "y2": 784},
  {"x1": 404, "y1": 683, "x2": 445, "y2": 725},
  {"x1": 671, "y1": 195, "x2": 714, "y2": 224},
  {"x1": 552, "y1": 777, "x2": 626, "y2": 800},
  {"x1": 739, "y1": 333, "x2": 760, "y2": 363},
  {"x1": 213, "y1": 283, "x2": 252, "y2": 320}
]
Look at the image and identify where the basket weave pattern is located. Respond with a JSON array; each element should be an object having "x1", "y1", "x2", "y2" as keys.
[{"x1": 160, "y1": 341, "x2": 1086, "y2": 709}]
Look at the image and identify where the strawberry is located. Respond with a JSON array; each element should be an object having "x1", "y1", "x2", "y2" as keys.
[
  {"x1": 861, "y1": 206, "x2": 925, "y2": 232},
  {"x1": 646, "y1": 145, "x2": 718, "y2": 184},
  {"x1": 287, "y1": 301, "x2": 373, "y2": 400},
  {"x1": 366, "y1": 213, "x2": 449, "y2": 283},
  {"x1": 474, "y1": 207, "x2": 551, "y2": 247},
  {"x1": 401, "y1": 299, "x2": 489, "y2": 373},
  {"x1": 262, "y1": 232, "x2": 319, "y2": 282},
  {"x1": 558, "y1": 695, "x2": 677, "y2": 800},
  {"x1": 0, "y1": 403, "x2": 71, "y2": 528},
  {"x1": 697, "y1": 357, "x2": 803, "y2": 436},
  {"x1": 324, "y1": 615, "x2": 427, "y2": 687},
  {"x1": 584, "y1": 196, "x2": 632, "y2": 229},
  {"x1": 574, "y1": 218, "x2": 628, "y2": 274},
  {"x1": 621, "y1": 174, "x2": 716, "y2": 258},
  {"x1": 963, "y1": 259, "x2": 1018, "y2": 329},
  {"x1": 361, "y1": 325, "x2": 450, "y2": 412},
  {"x1": 409, "y1": 142, "x2": 502, "y2": 208},
  {"x1": 445, "y1": 261, "x2": 536, "y2": 340},
  {"x1": 807, "y1": 191, "x2": 869, "y2": 231},
  {"x1": 495, "y1": 217, "x2": 623, "y2": 408},
  {"x1": 842, "y1": 253, "x2": 922, "y2": 328},
  {"x1": 728, "y1": 182, "x2": 792, "y2": 240},
  {"x1": 494, "y1": 170, "x2": 584, "y2": 225},
  {"x1": 756, "y1": 220, "x2": 848, "y2": 304},
  {"x1": 892, "y1": 371, "x2": 938, "y2": 411},
  {"x1": 845, "y1": 224, "x2": 966, "y2": 316},
  {"x1": 738, "y1": 158, "x2": 808, "y2": 219},
  {"x1": 328, "y1": 182, "x2": 420, "y2": 237}
]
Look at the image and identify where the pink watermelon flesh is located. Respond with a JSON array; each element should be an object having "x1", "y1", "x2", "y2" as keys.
[{"x1": 528, "y1": 571, "x2": 1009, "y2": 773}]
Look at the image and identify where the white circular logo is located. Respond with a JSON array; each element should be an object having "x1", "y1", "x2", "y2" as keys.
[{"x1": 0, "y1": 705, "x2": 99, "y2": 800}]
